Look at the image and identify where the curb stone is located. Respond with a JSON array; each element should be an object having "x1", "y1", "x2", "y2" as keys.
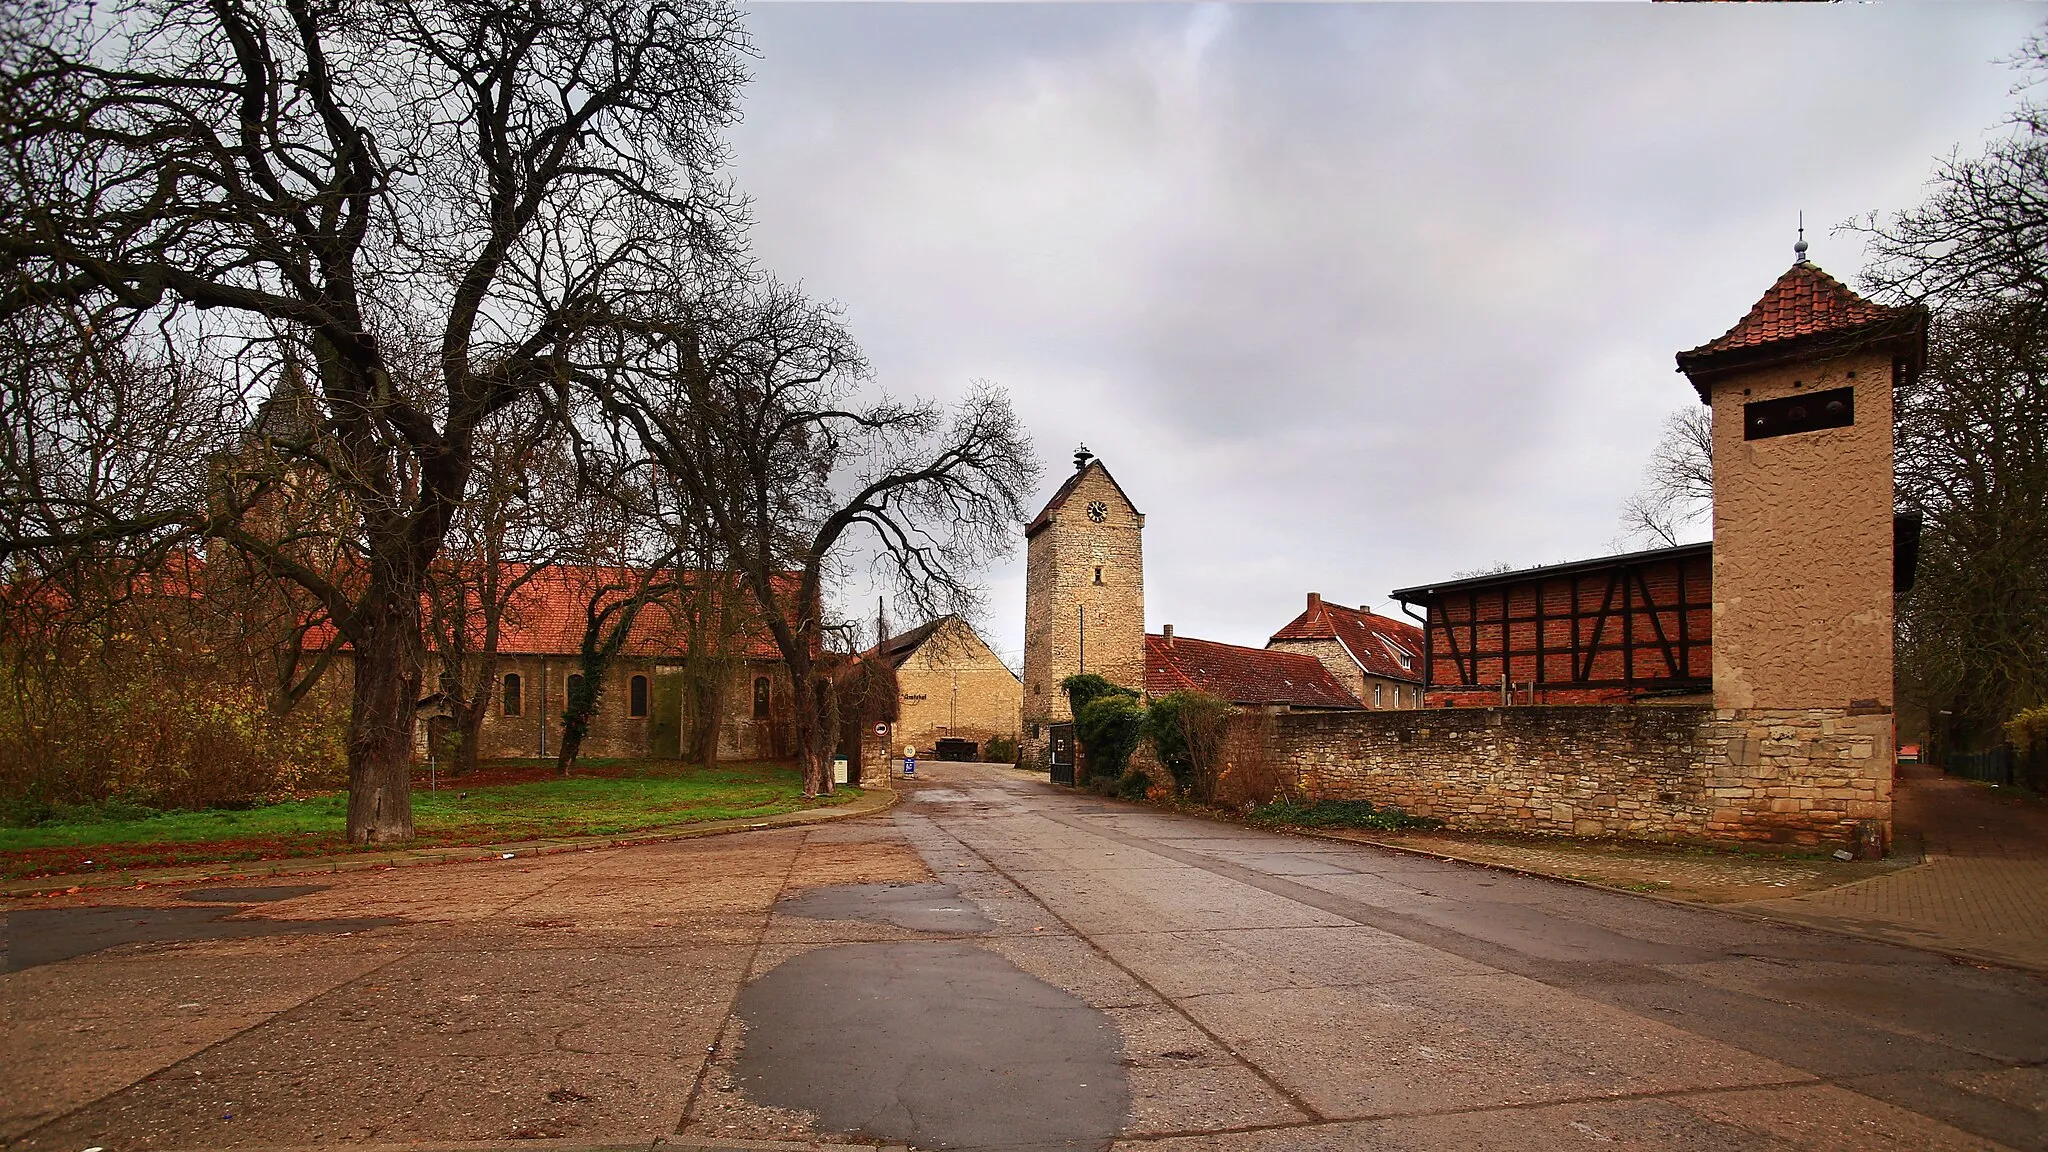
[{"x1": 2, "y1": 785, "x2": 897, "y2": 898}]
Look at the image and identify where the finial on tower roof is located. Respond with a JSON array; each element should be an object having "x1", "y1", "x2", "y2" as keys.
[
  {"x1": 1794, "y1": 212, "x2": 1809, "y2": 265},
  {"x1": 1074, "y1": 444, "x2": 1094, "y2": 471}
]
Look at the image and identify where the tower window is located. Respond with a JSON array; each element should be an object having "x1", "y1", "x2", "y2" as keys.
[
  {"x1": 502, "y1": 673, "x2": 523, "y2": 716},
  {"x1": 630, "y1": 675, "x2": 649, "y2": 717},
  {"x1": 753, "y1": 676, "x2": 771, "y2": 719},
  {"x1": 1093, "y1": 566, "x2": 1103, "y2": 585}
]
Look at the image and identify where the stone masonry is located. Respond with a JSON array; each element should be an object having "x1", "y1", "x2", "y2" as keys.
[
  {"x1": 1021, "y1": 457, "x2": 1146, "y2": 757},
  {"x1": 1262, "y1": 704, "x2": 1889, "y2": 848}
]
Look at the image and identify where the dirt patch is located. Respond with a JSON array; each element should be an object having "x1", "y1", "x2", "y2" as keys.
[
  {"x1": 1333, "y1": 830, "x2": 1912, "y2": 904},
  {"x1": 785, "y1": 830, "x2": 930, "y2": 891}
]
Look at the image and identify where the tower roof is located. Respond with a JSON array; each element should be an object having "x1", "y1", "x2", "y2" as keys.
[
  {"x1": 1024, "y1": 458, "x2": 1142, "y2": 539},
  {"x1": 1676, "y1": 260, "x2": 1925, "y2": 398}
]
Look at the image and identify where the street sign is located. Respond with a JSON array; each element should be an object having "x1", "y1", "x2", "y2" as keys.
[
  {"x1": 903, "y1": 746, "x2": 917, "y2": 778},
  {"x1": 874, "y1": 722, "x2": 887, "y2": 737}
]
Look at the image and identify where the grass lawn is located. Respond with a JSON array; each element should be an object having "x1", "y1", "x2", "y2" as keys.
[{"x1": 0, "y1": 760, "x2": 857, "y2": 881}]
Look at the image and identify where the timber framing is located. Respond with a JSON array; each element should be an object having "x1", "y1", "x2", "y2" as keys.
[{"x1": 1391, "y1": 542, "x2": 1712, "y2": 701}]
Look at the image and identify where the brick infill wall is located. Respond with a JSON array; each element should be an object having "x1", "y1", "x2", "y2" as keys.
[{"x1": 1255, "y1": 705, "x2": 1889, "y2": 849}]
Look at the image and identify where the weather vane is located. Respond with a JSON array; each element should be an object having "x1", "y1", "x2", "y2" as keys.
[{"x1": 1794, "y1": 211, "x2": 1809, "y2": 265}]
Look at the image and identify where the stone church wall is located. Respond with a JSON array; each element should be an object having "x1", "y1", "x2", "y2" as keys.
[
  {"x1": 1249, "y1": 704, "x2": 1889, "y2": 849},
  {"x1": 427, "y1": 656, "x2": 793, "y2": 763}
]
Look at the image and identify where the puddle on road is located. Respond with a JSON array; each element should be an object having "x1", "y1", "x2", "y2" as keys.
[
  {"x1": 732, "y1": 941, "x2": 1126, "y2": 1152},
  {"x1": 1, "y1": 904, "x2": 400, "y2": 971},
  {"x1": 775, "y1": 881, "x2": 996, "y2": 935}
]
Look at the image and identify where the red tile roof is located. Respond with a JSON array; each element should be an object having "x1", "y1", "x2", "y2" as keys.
[
  {"x1": 1677, "y1": 261, "x2": 1925, "y2": 395},
  {"x1": 1145, "y1": 633, "x2": 1360, "y2": 709},
  {"x1": 303, "y1": 564, "x2": 794, "y2": 660},
  {"x1": 475, "y1": 566, "x2": 790, "y2": 658},
  {"x1": 1269, "y1": 594, "x2": 1424, "y2": 684}
]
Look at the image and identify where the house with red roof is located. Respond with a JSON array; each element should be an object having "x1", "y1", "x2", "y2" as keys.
[
  {"x1": 1145, "y1": 626, "x2": 1360, "y2": 712},
  {"x1": 423, "y1": 564, "x2": 800, "y2": 763},
  {"x1": 1266, "y1": 593, "x2": 1425, "y2": 710}
]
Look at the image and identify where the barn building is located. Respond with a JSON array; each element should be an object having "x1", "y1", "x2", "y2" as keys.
[
  {"x1": 1391, "y1": 543, "x2": 1713, "y2": 708},
  {"x1": 868, "y1": 615, "x2": 1022, "y2": 762}
]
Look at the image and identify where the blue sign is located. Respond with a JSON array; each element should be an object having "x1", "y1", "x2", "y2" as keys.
[{"x1": 903, "y1": 756, "x2": 917, "y2": 777}]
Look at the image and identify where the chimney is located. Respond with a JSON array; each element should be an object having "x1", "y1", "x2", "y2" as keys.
[
  {"x1": 1162, "y1": 624, "x2": 1174, "y2": 647},
  {"x1": 1307, "y1": 592, "x2": 1322, "y2": 610}
]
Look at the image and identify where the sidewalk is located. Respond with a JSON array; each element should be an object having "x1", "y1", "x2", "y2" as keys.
[
  {"x1": 1336, "y1": 763, "x2": 2048, "y2": 973},
  {"x1": 1741, "y1": 762, "x2": 2048, "y2": 971},
  {"x1": 1, "y1": 784, "x2": 897, "y2": 899}
]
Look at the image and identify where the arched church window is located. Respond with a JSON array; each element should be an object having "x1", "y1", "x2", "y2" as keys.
[
  {"x1": 567, "y1": 674, "x2": 585, "y2": 707},
  {"x1": 753, "y1": 676, "x2": 771, "y2": 719},
  {"x1": 630, "y1": 675, "x2": 649, "y2": 717},
  {"x1": 502, "y1": 673, "x2": 523, "y2": 716}
]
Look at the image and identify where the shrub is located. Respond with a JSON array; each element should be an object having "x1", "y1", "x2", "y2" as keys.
[
  {"x1": 1246, "y1": 797, "x2": 1441, "y2": 832},
  {"x1": 1075, "y1": 692, "x2": 1144, "y2": 784},
  {"x1": 1144, "y1": 690, "x2": 1231, "y2": 796},
  {"x1": 982, "y1": 734, "x2": 1019, "y2": 765},
  {"x1": 1116, "y1": 768, "x2": 1152, "y2": 801},
  {"x1": 1061, "y1": 673, "x2": 1135, "y2": 717}
]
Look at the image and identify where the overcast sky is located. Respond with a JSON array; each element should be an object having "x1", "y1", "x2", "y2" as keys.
[{"x1": 724, "y1": 2, "x2": 2041, "y2": 668}]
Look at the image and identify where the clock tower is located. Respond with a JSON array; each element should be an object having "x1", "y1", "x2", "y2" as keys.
[{"x1": 1021, "y1": 446, "x2": 1146, "y2": 758}]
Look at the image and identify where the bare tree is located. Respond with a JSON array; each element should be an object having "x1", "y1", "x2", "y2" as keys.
[
  {"x1": 1854, "y1": 30, "x2": 2048, "y2": 748},
  {"x1": 0, "y1": 0, "x2": 750, "y2": 841},
  {"x1": 586, "y1": 282, "x2": 1040, "y2": 796},
  {"x1": 423, "y1": 406, "x2": 582, "y2": 777},
  {"x1": 1618, "y1": 405, "x2": 1713, "y2": 548}
]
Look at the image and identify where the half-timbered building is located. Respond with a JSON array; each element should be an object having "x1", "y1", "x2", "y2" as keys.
[{"x1": 1390, "y1": 542, "x2": 1713, "y2": 707}]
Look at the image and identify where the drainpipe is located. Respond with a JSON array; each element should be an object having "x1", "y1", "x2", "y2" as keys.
[{"x1": 540, "y1": 656, "x2": 548, "y2": 758}]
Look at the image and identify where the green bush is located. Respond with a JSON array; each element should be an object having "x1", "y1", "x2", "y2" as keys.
[
  {"x1": 1075, "y1": 692, "x2": 1145, "y2": 783},
  {"x1": 982, "y1": 734, "x2": 1019, "y2": 764},
  {"x1": 1144, "y1": 690, "x2": 1231, "y2": 796},
  {"x1": 1061, "y1": 673, "x2": 1135, "y2": 717},
  {"x1": 1115, "y1": 768, "x2": 1152, "y2": 802},
  {"x1": 1246, "y1": 797, "x2": 1441, "y2": 831}
]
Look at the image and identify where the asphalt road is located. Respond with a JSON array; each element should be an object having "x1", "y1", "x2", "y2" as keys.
[{"x1": 795, "y1": 761, "x2": 2048, "y2": 1152}]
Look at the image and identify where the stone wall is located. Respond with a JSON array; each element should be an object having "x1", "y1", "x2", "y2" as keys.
[
  {"x1": 428, "y1": 655, "x2": 792, "y2": 763},
  {"x1": 1256, "y1": 704, "x2": 1889, "y2": 849}
]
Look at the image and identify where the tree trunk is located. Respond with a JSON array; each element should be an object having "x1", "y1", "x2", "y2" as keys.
[
  {"x1": 788, "y1": 656, "x2": 831, "y2": 797},
  {"x1": 346, "y1": 593, "x2": 421, "y2": 844},
  {"x1": 454, "y1": 698, "x2": 486, "y2": 777},
  {"x1": 555, "y1": 723, "x2": 588, "y2": 776}
]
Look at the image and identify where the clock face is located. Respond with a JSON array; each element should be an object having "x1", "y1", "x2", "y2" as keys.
[{"x1": 1086, "y1": 501, "x2": 1108, "y2": 523}]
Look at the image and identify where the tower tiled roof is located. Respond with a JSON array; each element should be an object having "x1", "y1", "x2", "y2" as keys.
[
  {"x1": 1676, "y1": 260, "x2": 1925, "y2": 396},
  {"x1": 1025, "y1": 459, "x2": 1142, "y2": 539},
  {"x1": 1145, "y1": 633, "x2": 1360, "y2": 709},
  {"x1": 1269, "y1": 594, "x2": 1424, "y2": 684}
]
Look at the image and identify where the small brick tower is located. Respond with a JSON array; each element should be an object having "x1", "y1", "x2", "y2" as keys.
[
  {"x1": 1676, "y1": 239, "x2": 1926, "y2": 847},
  {"x1": 1021, "y1": 447, "x2": 1146, "y2": 758}
]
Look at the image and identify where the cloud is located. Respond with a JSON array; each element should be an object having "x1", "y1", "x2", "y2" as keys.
[{"x1": 730, "y1": 3, "x2": 2039, "y2": 660}]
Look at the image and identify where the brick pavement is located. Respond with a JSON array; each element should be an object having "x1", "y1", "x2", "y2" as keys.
[{"x1": 1743, "y1": 762, "x2": 2048, "y2": 971}]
